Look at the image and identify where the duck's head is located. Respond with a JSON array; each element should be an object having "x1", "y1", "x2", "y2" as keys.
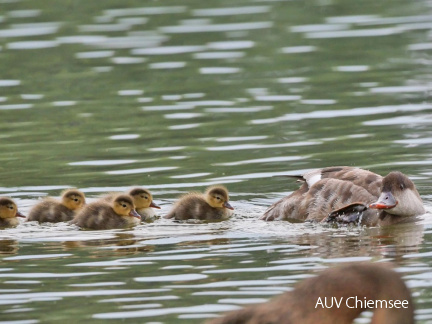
[
  {"x1": 61, "y1": 189, "x2": 86, "y2": 211},
  {"x1": 128, "y1": 188, "x2": 160, "y2": 209},
  {"x1": 0, "y1": 197, "x2": 25, "y2": 219},
  {"x1": 205, "y1": 185, "x2": 234, "y2": 210},
  {"x1": 369, "y1": 171, "x2": 425, "y2": 217},
  {"x1": 112, "y1": 195, "x2": 141, "y2": 218}
]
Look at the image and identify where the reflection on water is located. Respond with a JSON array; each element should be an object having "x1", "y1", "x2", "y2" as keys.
[
  {"x1": 1, "y1": 221, "x2": 430, "y2": 322},
  {"x1": 1, "y1": 0, "x2": 432, "y2": 322}
]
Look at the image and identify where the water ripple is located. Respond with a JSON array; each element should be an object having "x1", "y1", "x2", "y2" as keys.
[
  {"x1": 106, "y1": 166, "x2": 178, "y2": 175},
  {"x1": 104, "y1": 6, "x2": 186, "y2": 17},
  {"x1": 194, "y1": 51, "x2": 245, "y2": 59},
  {"x1": 131, "y1": 46, "x2": 205, "y2": 55},
  {"x1": 251, "y1": 103, "x2": 432, "y2": 124},
  {"x1": 305, "y1": 27, "x2": 403, "y2": 38},
  {"x1": 0, "y1": 80, "x2": 20, "y2": 87},
  {"x1": 159, "y1": 22, "x2": 273, "y2": 33},
  {"x1": 3, "y1": 254, "x2": 71, "y2": 261},
  {"x1": 199, "y1": 67, "x2": 241, "y2": 74},
  {"x1": 149, "y1": 62, "x2": 186, "y2": 69},
  {"x1": 192, "y1": 6, "x2": 270, "y2": 16},
  {"x1": 206, "y1": 141, "x2": 320, "y2": 151},
  {"x1": 135, "y1": 274, "x2": 207, "y2": 282},
  {"x1": 93, "y1": 304, "x2": 240, "y2": 319},
  {"x1": 0, "y1": 272, "x2": 105, "y2": 278},
  {"x1": 0, "y1": 23, "x2": 60, "y2": 37}
]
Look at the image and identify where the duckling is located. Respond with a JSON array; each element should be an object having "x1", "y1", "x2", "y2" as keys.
[
  {"x1": 0, "y1": 197, "x2": 25, "y2": 228},
  {"x1": 206, "y1": 263, "x2": 414, "y2": 324},
  {"x1": 164, "y1": 185, "x2": 234, "y2": 221},
  {"x1": 27, "y1": 189, "x2": 86, "y2": 223},
  {"x1": 102, "y1": 188, "x2": 160, "y2": 221},
  {"x1": 261, "y1": 167, "x2": 425, "y2": 226},
  {"x1": 71, "y1": 194, "x2": 141, "y2": 230},
  {"x1": 128, "y1": 187, "x2": 161, "y2": 221}
]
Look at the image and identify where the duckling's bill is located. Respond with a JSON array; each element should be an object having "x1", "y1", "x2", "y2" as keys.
[
  {"x1": 129, "y1": 209, "x2": 141, "y2": 218},
  {"x1": 224, "y1": 201, "x2": 234, "y2": 210},
  {"x1": 150, "y1": 201, "x2": 161, "y2": 209},
  {"x1": 16, "y1": 211, "x2": 26, "y2": 218}
]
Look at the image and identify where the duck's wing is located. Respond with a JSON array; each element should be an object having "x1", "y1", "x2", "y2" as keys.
[
  {"x1": 290, "y1": 166, "x2": 383, "y2": 196},
  {"x1": 323, "y1": 202, "x2": 369, "y2": 224},
  {"x1": 305, "y1": 178, "x2": 380, "y2": 225},
  {"x1": 276, "y1": 167, "x2": 362, "y2": 188},
  {"x1": 260, "y1": 182, "x2": 309, "y2": 221},
  {"x1": 320, "y1": 167, "x2": 382, "y2": 197}
]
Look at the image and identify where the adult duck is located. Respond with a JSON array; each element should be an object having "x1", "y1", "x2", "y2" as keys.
[
  {"x1": 206, "y1": 263, "x2": 414, "y2": 324},
  {"x1": 261, "y1": 167, "x2": 425, "y2": 226}
]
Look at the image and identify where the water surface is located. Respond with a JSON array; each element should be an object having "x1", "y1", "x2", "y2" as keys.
[{"x1": 1, "y1": 0, "x2": 432, "y2": 323}]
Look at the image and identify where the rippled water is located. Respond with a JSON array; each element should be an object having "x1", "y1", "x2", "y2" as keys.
[{"x1": 1, "y1": 0, "x2": 432, "y2": 323}]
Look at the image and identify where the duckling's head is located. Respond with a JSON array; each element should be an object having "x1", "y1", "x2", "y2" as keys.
[
  {"x1": 0, "y1": 197, "x2": 25, "y2": 219},
  {"x1": 370, "y1": 171, "x2": 425, "y2": 217},
  {"x1": 61, "y1": 189, "x2": 86, "y2": 211},
  {"x1": 205, "y1": 185, "x2": 234, "y2": 210},
  {"x1": 128, "y1": 187, "x2": 161, "y2": 209},
  {"x1": 112, "y1": 195, "x2": 141, "y2": 218}
]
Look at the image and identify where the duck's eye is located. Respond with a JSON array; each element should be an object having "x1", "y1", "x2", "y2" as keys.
[
  {"x1": 216, "y1": 196, "x2": 221, "y2": 200},
  {"x1": 8, "y1": 206, "x2": 14, "y2": 210},
  {"x1": 74, "y1": 198, "x2": 79, "y2": 202},
  {"x1": 400, "y1": 184, "x2": 405, "y2": 190},
  {"x1": 122, "y1": 204, "x2": 127, "y2": 208}
]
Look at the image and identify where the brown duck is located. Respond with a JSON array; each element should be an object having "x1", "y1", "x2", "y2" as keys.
[
  {"x1": 164, "y1": 185, "x2": 234, "y2": 221},
  {"x1": 0, "y1": 197, "x2": 25, "y2": 228},
  {"x1": 27, "y1": 189, "x2": 86, "y2": 223},
  {"x1": 206, "y1": 263, "x2": 414, "y2": 324},
  {"x1": 71, "y1": 194, "x2": 140, "y2": 230},
  {"x1": 261, "y1": 167, "x2": 425, "y2": 226}
]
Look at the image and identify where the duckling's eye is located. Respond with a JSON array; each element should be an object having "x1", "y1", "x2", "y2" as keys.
[
  {"x1": 122, "y1": 204, "x2": 127, "y2": 208},
  {"x1": 216, "y1": 196, "x2": 221, "y2": 200},
  {"x1": 74, "y1": 198, "x2": 79, "y2": 202},
  {"x1": 400, "y1": 184, "x2": 405, "y2": 190},
  {"x1": 8, "y1": 206, "x2": 14, "y2": 210}
]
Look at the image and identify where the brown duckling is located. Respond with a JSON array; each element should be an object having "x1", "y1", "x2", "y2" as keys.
[
  {"x1": 206, "y1": 263, "x2": 414, "y2": 324},
  {"x1": 128, "y1": 187, "x2": 161, "y2": 221},
  {"x1": 0, "y1": 197, "x2": 25, "y2": 228},
  {"x1": 261, "y1": 167, "x2": 425, "y2": 226},
  {"x1": 102, "y1": 188, "x2": 160, "y2": 221},
  {"x1": 71, "y1": 194, "x2": 140, "y2": 230},
  {"x1": 27, "y1": 189, "x2": 86, "y2": 223},
  {"x1": 164, "y1": 185, "x2": 234, "y2": 221}
]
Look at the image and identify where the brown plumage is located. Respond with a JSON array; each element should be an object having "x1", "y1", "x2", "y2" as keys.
[
  {"x1": 261, "y1": 167, "x2": 425, "y2": 226},
  {"x1": 101, "y1": 188, "x2": 160, "y2": 221},
  {"x1": 27, "y1": 189, "x2": 86, "y2": 223},
  {"x1": 71, "y1": 194, "x2": 140, "y2": 230},
  {"x1": 164, "y1": 185, "x2": 234, "y2": 221},
  {"x1": 206, "y1": 263, "x2": 414, "y2": 324},
  {"x1": 0, "y1": 197, "x2": 25, "y2": 228}
]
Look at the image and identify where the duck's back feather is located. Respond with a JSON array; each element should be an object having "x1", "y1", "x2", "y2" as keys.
[
  {"x1": 71, "y1": 203, "x2": 139, "y2": 230},
  {"x1": 262, "y1": 178, "x2": 379, "y2": 224},
  {"x1": 27, "y1": 199, "x2": 75, "y2": 223}
]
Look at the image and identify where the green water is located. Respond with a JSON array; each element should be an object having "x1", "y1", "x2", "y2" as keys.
[{"x1": 1, "y1": 0, "x2": 432, "y2": 323}]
